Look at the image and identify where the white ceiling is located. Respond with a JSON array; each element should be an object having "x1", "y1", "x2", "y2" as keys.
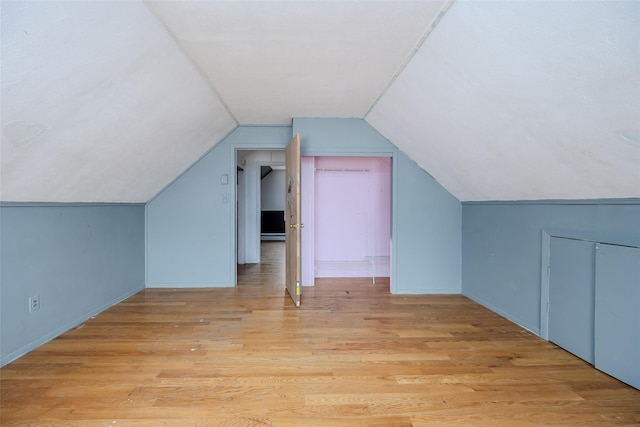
[
  {"x1": 1, "y1": 1, "x2": 236, "y2": 202},
  {"x1": 367, "y1": 0, "x2": 640, "y2": 201},
  {"x1": 146, "y1": 0, "x2": 444, "y2": 125},
  {"x1": 1, "y1": 1, "x2": 638, "y2": 203}
]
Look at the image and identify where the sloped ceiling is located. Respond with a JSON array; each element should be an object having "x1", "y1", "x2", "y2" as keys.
[
  {"x1": 1, "y1": 1, "x2": 237, "y2": 203},
  {"x1": 1, "y1": 0, "x2": 638, "y2": 203},
  {"x1": 146, "y1": 1, "x2": 444, "y2": 125},
  {"x1": 367, "y1": 0, "x2": 640, "y2": 201}
]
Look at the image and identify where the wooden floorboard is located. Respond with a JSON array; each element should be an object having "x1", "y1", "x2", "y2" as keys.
[{"x1": 1, "y1": 242, "x2": 638, "y2": 426}]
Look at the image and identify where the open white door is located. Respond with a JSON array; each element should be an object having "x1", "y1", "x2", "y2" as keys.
[{"x1": 285, "y1": 134, "x2": 302, "y2": 306}]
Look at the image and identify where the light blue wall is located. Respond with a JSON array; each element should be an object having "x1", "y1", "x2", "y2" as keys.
[
  {"x1": 0, "y1": 204, "x2": 145, "y2": 366},
  {"x1": 393, "y1": 150, "x2": 462, "y2": 293},
  {"x1": 294, "y1": 118, "x2": 461, "y2": 293},
  {"x1": 462, "y1": 200, "x2": 640, "y2": 335},
  {"x1": 146, "y1": 119, "x2": 462, "y2": 293},
  {"x1": 294, "y1": 118, "x2": 394, "y2": 155},
  {"x1": 146, "y1": 126, "x2": 293, "y2": 287}
]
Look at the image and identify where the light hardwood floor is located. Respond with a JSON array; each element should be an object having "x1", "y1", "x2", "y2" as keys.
[{"x1": 1, "y1": 241, "x2": 638, "y2": 426}]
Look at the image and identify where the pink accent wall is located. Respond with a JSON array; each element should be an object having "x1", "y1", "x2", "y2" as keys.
[{"x1": 309, "y1": 156, "x2": 391, "y2": 279}]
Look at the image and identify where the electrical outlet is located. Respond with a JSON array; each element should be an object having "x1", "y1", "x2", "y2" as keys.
[{"x1": 29, "y1": 295, "x2": 40, "y2": 312}]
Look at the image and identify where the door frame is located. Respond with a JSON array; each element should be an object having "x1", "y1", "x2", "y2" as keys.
[
  {"x1": 232, "y1": 143, "x2": 397, "y2": 291},
  {"x1": 236, "y1": 150, "x2": 286, "y2": 266},
  {"x1": 302, "y1": 155, "x2": 392, "y2": 286}
]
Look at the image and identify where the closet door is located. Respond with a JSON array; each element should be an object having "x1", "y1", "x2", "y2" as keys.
[
  {"x1": 548, "y1": 237, "x2": 595, "y2": 363},
  {"x1": 595, "y1": 244, "x2": 640, "y2": 389}
]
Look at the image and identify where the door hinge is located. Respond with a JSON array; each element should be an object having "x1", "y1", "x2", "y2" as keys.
[{"x1": 546, "y1": 265, "x2": 551, "y2": 278}]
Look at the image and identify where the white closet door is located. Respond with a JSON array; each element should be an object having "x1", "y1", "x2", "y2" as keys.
[{"x1": 595, "y1": 244, "x2": 640, "y2": 389}]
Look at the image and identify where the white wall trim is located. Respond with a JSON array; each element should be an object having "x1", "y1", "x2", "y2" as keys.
[{"x1": 540, "y1": 229, "x2": 551, "y2": 340}]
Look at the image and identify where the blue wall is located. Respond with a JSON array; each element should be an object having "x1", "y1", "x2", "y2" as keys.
[
  {"x1": 147, "y1": 119, "x2": 462, "y2": 293},
  {"x1": 146, "y1": 126, "x2": 292, "y2": 287},
  {"x1": 393, "y1": 150, "x2": 461, "y2": 293},
  {"x1": 0, "y1": 204, "x2": 145, "y2": 366},
  {"x1": 294, "y1": 118, "x2": 461, "y2": 294},
  {"x1": 462, "y1": 200, "x2": 640, "y2": 335}
]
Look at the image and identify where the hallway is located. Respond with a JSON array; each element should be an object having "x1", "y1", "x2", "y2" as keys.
[{"x1": 237, "y1": 241, "x2": 286, "y2": 290}]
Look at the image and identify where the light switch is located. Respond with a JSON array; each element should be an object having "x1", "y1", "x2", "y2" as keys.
[{"x1": 221, "y1": 174, "x2": 228, "y2": 185}]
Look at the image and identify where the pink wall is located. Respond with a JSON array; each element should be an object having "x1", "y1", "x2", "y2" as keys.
[{"x1": 301, "y1": 156, "x2": 391, "y2": 282}]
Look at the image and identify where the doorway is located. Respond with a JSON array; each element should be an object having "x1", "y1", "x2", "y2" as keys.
[
  {"x1": 236, "y1": 149, "x2": 286, "y2": 267},
  {"x1": 237, "y1": 241, "x2": 285, "y2": 289},
  {"x1": 301, "y1": 156, "x2": 391, "y2": 288},
  {"x1": 236, "y1": 149, "x2": 392, "y2": 291}
]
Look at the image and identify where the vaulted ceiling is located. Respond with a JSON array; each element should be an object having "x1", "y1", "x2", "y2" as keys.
[{"x1": 2, "y1": 1, "x2": 639, "y2": 203}]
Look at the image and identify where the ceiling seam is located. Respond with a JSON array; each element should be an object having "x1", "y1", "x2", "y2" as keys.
[
  {"x1": 363, "y1": 0, "x2": 456, "y2": 120},
  {"x1": 142, "y1": 1, "x2": 239, "y2": 126}
]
